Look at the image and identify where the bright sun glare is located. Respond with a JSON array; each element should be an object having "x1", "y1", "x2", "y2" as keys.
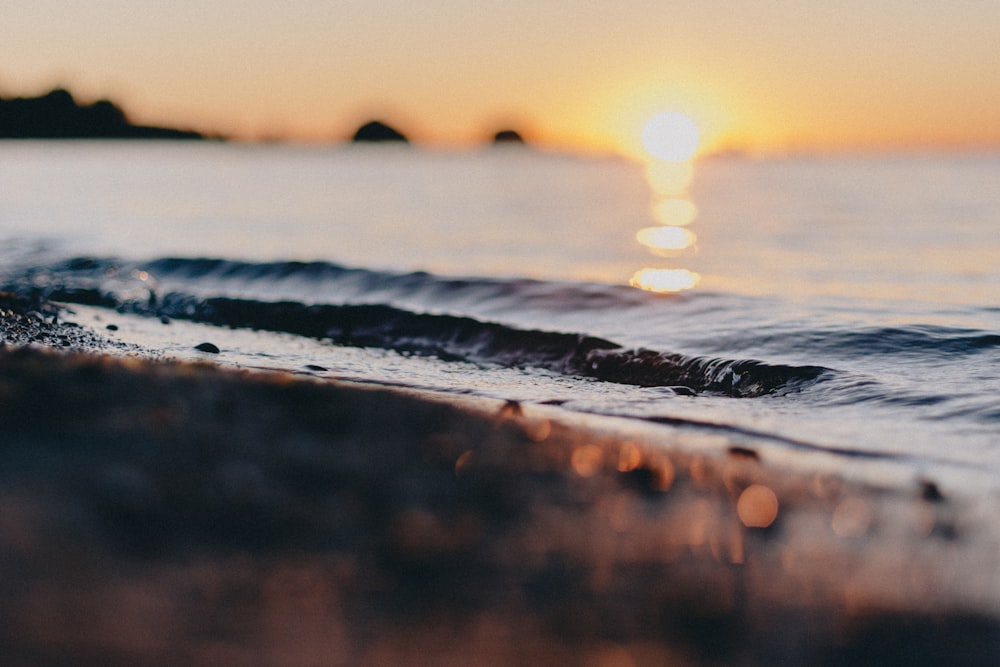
[{"x1": 641, "y1": 111, "x2": 700, "y2": 162}]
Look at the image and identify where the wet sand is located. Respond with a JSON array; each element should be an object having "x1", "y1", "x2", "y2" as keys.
[{"x1": 2, "y1": 292, "x2": 1000, "y2": 665}]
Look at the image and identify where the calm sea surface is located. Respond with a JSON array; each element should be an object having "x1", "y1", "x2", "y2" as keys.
[{"x1": 2, "y1": 142, "x2": 999, "y2": 492}]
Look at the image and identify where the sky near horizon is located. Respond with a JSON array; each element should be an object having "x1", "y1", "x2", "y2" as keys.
[{"x1": 2, "y1": 1, "x2": 999, "y2": 156}]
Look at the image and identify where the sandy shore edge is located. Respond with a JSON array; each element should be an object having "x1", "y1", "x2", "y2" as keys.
[{"x1": 2, "y1": 294, "x2": 1000, "y2": 665}]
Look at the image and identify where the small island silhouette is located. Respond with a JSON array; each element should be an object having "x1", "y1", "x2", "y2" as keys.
[
  {"x1": 0, "y1": 88, "x2": 204, "y2": 140},
  {"x1": 492, "y1": 129, "x2": 525, "y2": 144},
  {"x1": 350, "y1": 120, "x2": 409, "y2": 143}
]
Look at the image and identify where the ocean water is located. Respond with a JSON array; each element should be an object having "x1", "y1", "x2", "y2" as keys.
[{"x1": 2, "y1": 141, "x2": 999, "y2": 492}]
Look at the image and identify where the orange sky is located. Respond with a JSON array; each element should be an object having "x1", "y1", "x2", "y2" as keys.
[{"x1": 2, "y1": 1, "x2": 999, "y2": 156}]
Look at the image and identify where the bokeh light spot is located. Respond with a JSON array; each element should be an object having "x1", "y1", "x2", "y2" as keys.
[
  {"x1": 737, "y1": 484, "x2": 779, "y2": 528},
  {"x1": 572, "y1": 444, "x2": 604, "y2": 477},
  {"x1": 617, "y1": 443, "x2": 643, "y2": 472}
]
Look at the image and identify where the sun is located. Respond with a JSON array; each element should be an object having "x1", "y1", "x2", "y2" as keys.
[{"x1": 641, "y1": 111, "x2": 700, "y2": 162}]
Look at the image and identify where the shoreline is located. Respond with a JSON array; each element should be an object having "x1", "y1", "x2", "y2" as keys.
[{"x1": 2, "y1": 294, "x2": 1000, "y2": 664}]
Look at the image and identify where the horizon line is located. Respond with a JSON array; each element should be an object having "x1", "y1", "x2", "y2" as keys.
[{"x1": 3, "y1": 85, "x2": 1000, "y2": 158}]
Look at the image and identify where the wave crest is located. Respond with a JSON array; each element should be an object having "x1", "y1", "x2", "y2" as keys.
[
  {"x1": 146, "y1": 295, "x2": 827, "y2": 397},
  {"x1": 4, "y1": 255, "x2": 831, "y2": 397}
]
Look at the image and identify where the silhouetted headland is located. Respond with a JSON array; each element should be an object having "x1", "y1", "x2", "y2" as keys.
[
  {"x1": 351, "y1": 120, "x2": 408, "y2": 143},
  {"x1": 0, "y1": 88, "x2": 205, "y2": 140},
  {"x1": 492, "y1": 129, "x2": 525, "y2": 144}
]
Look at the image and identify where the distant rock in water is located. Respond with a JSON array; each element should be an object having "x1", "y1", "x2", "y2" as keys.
[
  {"x1": 0, "y1": 87, "x2": 205, "y2": 140},
  {"x1": 351, "y1": 120, "x2": 408, "y2": 143},
  {"x1": 492, "y1": 129, "x2": 525, "y2": 145}
]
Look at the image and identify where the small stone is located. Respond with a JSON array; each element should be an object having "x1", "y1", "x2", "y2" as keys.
[
  {"x1": 920, "y1": 478, "x2": 944, "y2": 502},
  {"x1": 194, "y1": 342, "x2": 220, "y2": 354},
  {"x1": 305, "y1": 364, "x2": 328, "y2": 372},
  {"x1": 106, "y1": 324, "x2": 119, "y2": 331},
  {"x1": 728, "y1": 446, "x2": 760, "y2": 461}
]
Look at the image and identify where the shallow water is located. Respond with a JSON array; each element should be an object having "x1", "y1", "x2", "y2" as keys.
[{"x1": 2, "y1": 142, "x2": 999, "y2": 491}]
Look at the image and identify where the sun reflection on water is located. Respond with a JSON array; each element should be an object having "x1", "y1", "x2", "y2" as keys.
[
  {"x1": 645, "y1": 161, "x2": 693, "y2": 197},
  {"x1": 630, "y1": 111, "x2": 702, "y2": 294},
  {"x1": 635, "y1": 226, "x2": 696, "y2": 253},
  {"x1": 651, "y1": 198, "x2": 697, "y2": 227},
  {"x1": 629, "y1": 267, "x2": 701, "y2": 293}
]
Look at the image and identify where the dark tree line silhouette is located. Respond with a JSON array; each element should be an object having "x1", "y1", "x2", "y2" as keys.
[{"x1": 0, "y1": 88, "x2": 203, "y2": 139}]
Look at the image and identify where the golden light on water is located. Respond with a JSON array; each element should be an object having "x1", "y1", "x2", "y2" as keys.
[
  {"x1": 641, "y1": 111, "x2": 700, "y2": 163},
  {"x1": 645, "y1": 161, "x2": 694, "y2": 197},
  {"x1": 652, "y1": 198, "x2": 698, "y2": 227},
  {"x1": 629, "y1": 268, "x2": 701, "y2": 293},
  {"x1": 635, "y1": 226, "x2": 696, "y2": 252},
  {"x1": 627, "y1": 109, "x2": 703, "y2": 295}
]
